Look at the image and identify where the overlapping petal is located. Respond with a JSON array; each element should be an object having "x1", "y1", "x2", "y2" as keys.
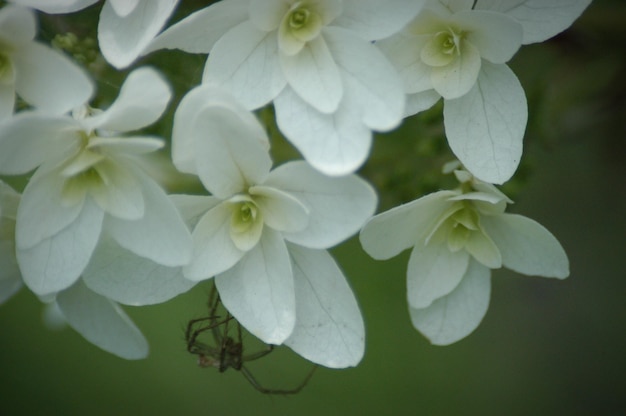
[
  {"x1": 216, "y1": 228, "x2": 296, "y2": 345},
  {"x1": 285, "y1": 244, "x2": 365, "y2": 368},
  {"x1": 56, "y1": 279, "x2": 149, "y2": 360},
  {"x1": 409, "y1": 259, "x2": 491, "y2": 345},
  {"x1": 267, "y1": 161, "x2": 377, "y2": 249}
]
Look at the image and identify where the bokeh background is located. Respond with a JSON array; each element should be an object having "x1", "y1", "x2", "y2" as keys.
[{"x1": 1, "y1": 1, "x2": 624, "y2": 415}]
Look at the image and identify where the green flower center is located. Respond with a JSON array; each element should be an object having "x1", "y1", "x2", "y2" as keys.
[
  {"x1": 421, "y1": 27, "x2": 465, "y2": 67},
  {"x1": 289, "y1": 8, "x2": 310, "y2": 30},
  {"x1": 0, "y1": 52, "x2": 15, "y2": 85},
  {"x1": 231, "y1": 200, "x2": 260, "y2": 234}
]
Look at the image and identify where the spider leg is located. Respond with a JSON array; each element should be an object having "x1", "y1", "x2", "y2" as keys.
[{"x1": 239, "y1": 364, "x2": 317, "y2": 395}]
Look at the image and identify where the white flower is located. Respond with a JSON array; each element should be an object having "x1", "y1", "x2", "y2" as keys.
[
  {"x1": 171, "y1": 84, "x2": 377, "y2": 367},
  {"x1": 0, "y1": 181, "x2": 22, "y2": 304},
  {"x1": 0, "y1": 67, "x2": 192, "y2": 298},
  {"x1": 9, "y1": 0, "x2": 179, "y2": 69},
  {"x1": 0, "y1": 5, "x2": 93, "y2": 120},
  {"x1": 360, "y1": 165, "x2": 569, "y2": 345},
  {"x1": 379, "y1": 0, "x2": 590, "y2": 184},
  {"x1": 149, "y1": 0, "x2": 425, "y2": 175}
]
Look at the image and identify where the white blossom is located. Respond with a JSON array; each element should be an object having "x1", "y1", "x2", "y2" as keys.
[
  {"x1": 0, "y1": 5, "x2": 94, "y2": 120},
  {"x1": 149, "y1": 0, "x2": 425, "y2": 176},
  {"x1": 9, "y1": 0, "x2": 179, "y2": 69},
  {"x1": 0, "y1": 67, "x2": 192, "y2": 298},
  {"x1": 171, "y1": 84, "x2": 376, "y2": 367},
  {"x1": 379, "y1": 0, "x2": 590, "y2": 184},
  {"x1": 360, "y1": 165, "x2": 569, "y2": 345}
]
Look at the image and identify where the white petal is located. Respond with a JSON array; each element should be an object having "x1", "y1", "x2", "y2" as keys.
[
  {"x1": 405, "y1": 90, "x2": 441, "y2": 117},
  {"x1": 431, "y1": 40, "x2": 481, "y2": 100},
  {"x1": 360, "y1": 191, "x2": 457, "y2": 260},
  {"x1": 0, "y1": 113, "x2": 81, "y2": 175},
  {"x1": 281, "y1": 36, "x2": 342, "y2": 114},
  {"x1": 16, "y1": 166, "x2": 84, "y2": 249},
  {"x1": 250, "y1": 185, "x2": 309, "y2": 233},
  {"x1": 170, "y1": 194, "x2": 221, "y2": 229},
  {"x1": 83, "y1": 67, "x2": 171, "y2": 132},
  {"x1": 89, "y1": 136, "x2": 164, "y2": 155},
  {"x1": 407, "y1": 241, "x2": 470, "y2": 309},
  {"x1": 99, "y1": 0, "x2": 178, "y2": 69},
  {"x1": 443, "y1": 62, "x2": 527, "y2": 184},
  {"x1": 108, "y1": 0, "x2": 140, "y2": 17},
  {"x1": 10, "y1": 0, "x2": 97, "y2": 14},
  {"x1": 83, "y1": 234, "x2": 196, "y2": 306},
  {"x1": 481, "y1": 213, "x2": 569, "y2": 278},
  {"x1": 335, "y1": 0, "x2": 424, "y2": 40},
  {"x1": 274, "y1": 86, "x2": 372, "y2": 176},
  {"x1": 456, "y1": 10, "x2": 522, "y2": 64},
  {"x1": 184, "y1": 202, "x2": 244, "y2": 281},
  {"x1": 0, "y1": 5, "x2": 36, "y2": 44},
  {"x1": 284, "y1": 244, "x2": 365, "y2": 368},
  {"x1": 410, "y1": 259, "x2": 491, "y2": 345},
  {"x1": 90, "y1": 159, "x2": 145, "y2": 221},
  {"x1": 249, "y1": 0, "x2": 289, "y2": 31},
  {"x1": 172, "y1": 84, "x2": 269, "y2": 176},
  {"x1": 17, "y1": 198, "x2": 104, "y2": 296},
  {"x1": 324, "y1": 27, "x2": 404, "y2": 131},
  {"x1": 56, "y1": 279, "x2": 149, "y2": 359},
  {"x1": 203, "y1": 21, "x2": 286, "y2": 110},
  {"x1": 12, "y1": 42, "x2": 94, "y2": 115},
  {"x1": 267, "y1": 161, "x2": 377, "y2": 249},
  {"x1": 105, "y1": 169, "x2": 192, "y2": 267},
  {"x1": 377, "y1": 33, "x2": 434, "y2": 95},
  {"x1": 216, "y1": 228, "x2": 295, "y2": 345},
  {"x1": 477, "y1": 0, "x2": 592, "y2": 44},
  {"x1": 146, "y1": 0, "x2": 249, "y2": 54},
  {"x1": 191, "y1": 99, "x2": 272, "y2": 197},
  {"x1": 0, "y1": 83, "x2": 15, "y2": 121}
]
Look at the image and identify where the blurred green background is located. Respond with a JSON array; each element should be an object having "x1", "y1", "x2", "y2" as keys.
[{"x1": 1, "y1": 1, "x2": 625, "y2": 415}]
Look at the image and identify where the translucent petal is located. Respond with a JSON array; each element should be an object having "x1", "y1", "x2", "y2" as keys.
[
  {"x1": 410, "y1": 259, "x2": 491, "y2": 345},
  {"x1": 172, "y1": 84, "x2": 269, "y2": 176},
  {"x1": 16, "y1": 166, "x2": 87, "y2": 250},
  {"x1": 56, "y1": 279, "x2": 149, "y2": 360},
  {"x1": 203, "y1": 21, "x2": 286, "y2": 110},
  {"x1": 267, "y1": 161, "x2": 377, "y2": 249},
  {"x1": 443, "y1": 61, "x2": 527, "y2": 184},
  {"x1": 83, "y1": 234, "x2": 196, "y2": 306},
  {"x1": 249, "y1": 0, "x2": 290, "y2": 31},
  {"x1": 284, "y1": 244, "x2": 365, "y2": 368},
  {"x1": 324, "y1": 27, "x2": 404, "y2": 131},
  {"x1": 0, "y1": 113, "x2": 81, "y2": 175},
  {"x1": 12, "y1": 42, "x2": 94, "y2": 115},
  {"x1": 184, "y1": 202, "x2": 244, "y2": 281},
  {"x1": 481, "y1": 213, "x2": 569, "y2": 278},
  {"x1": 280, "y1": 36, "x2": 342, "y2": 114},
  {"x1": 83, "y1": 67, "x2": 171, "y2": 132},
  {"x1": 274, "y1": 84, "x2": 371, "y2": 176},
  {"x1": 215, "y1": 228, "x2": 295, "y2": 345},
  {"x1": 360, "y1": 191, "x2": 457, "y2": 260},
  {"x1": 477, "y1": 0, "x2": 592, "y2": 44},
  {"x1": 407, "y1": 241, "x2": 470, "y2": 309},
  {"x1": 17, "y1": 198, "x2": 104, "y2": 296},
  {"x1": 378, "y1": 33, "x2": 434, "y2": 95},
  {"x1": 456, "y1": 10, "x2": 523, "y2": 64},
  {"x1": 170, "y1": 194, "x2": 221, "y2": 230},
  {"x1": 466, "y1": 227, "x2": 502, "y2": 269},
  {"x1": 99, "y1": 0, "x2": 178, "y2": 69},
  {"x1": 405, "y1": 90, "x2": 441, "y2": 117},
  {"x1": 335, "y1": 0, "x2": 424, "y2": 40},
  {"x1": 250, "y1": 185, "x2": 309, "y2": 233},
  {"x1": 89, "y1": 136, "x2": 164, "y2": 155},
  {"x1": 0, "y1": 83, "x2": 15, "y2": 121},
  {"x1": 192, "y1": 103, "x2": 272, "y2": 198},
  {"x1": 146, "y1": 0, "x2": 249, "y2": 54},
  {"x1": 105, "y1": 169, "x2": 192, "y2": 267},
  {"x1": 431, "y1": 40, "x2": 481, "y2": 100},
  {"x1": 86, "y1": 159, "x2": 144, "y2": 221}
]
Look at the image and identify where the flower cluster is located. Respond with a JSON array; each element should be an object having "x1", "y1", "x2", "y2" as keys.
[{"x1": 0, "y1": 0, "x2": 590, "y2": 367}]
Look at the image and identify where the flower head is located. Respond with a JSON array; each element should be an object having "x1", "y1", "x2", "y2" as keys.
[
  {"x1": 0, "y1": 67, "x2": 192, "y2": 297},
  {"x1": 172, "y1": 84, "x2": 377, "y2": 367},
  {"x1": 360, "y1": 163, "x2": 569, "y2": 345}
]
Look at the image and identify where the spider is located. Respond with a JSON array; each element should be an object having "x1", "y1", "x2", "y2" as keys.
[{"x1": 185, "y1": 284, "x2": 316, "y2": 395}]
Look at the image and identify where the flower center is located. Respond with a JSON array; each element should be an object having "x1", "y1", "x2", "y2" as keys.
[
  {"x1": 421, "y1": 27, "x2": 465, "y2": 67},
  {"x1": 289, "y1": 8, "x2": 310, "y2": 30},
  {"x1": 228, "y1": 195, "x2": 264, "y2": 251}
]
